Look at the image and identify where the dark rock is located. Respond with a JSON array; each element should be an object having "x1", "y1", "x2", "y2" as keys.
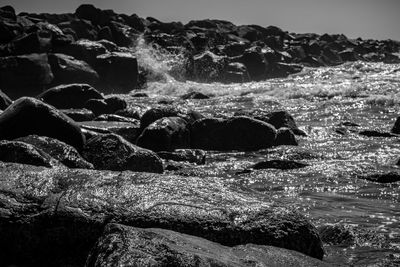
[
  {"x1": 191, "y1": 116, "x2": 277, "y2": 151},
  {"x1": 358, "y1": 130, "x2": 397, "y2": 138},
  {"x1": 0, "y1": 53, "x2": 53, "y2": 98},
  {"x1": 181, "y1": 91, "x2": 210, "y2": 99},
  {"x1": 391, "y1": 117, "x2": 400, "y2": 134},
  {"x1": 0, "y1": 89, "x2": 12, "y2": 109},
  {"x1": 104, "y1": 96, "x2": 127, "y2": 112},
  {"x1": 267, "y1": 62, "x2": 303, "y2": 78},
  {"x1": 140, "y1": 106, "x2": 203, "y2": 130},
  {"x1": 339, "y1": 121, "x2": 360, "y2": 127},
  {"x1": 79, "y1": 120, "x2": 140, "y2": 144},
  {"x1": 84, "y1": 98, "x2": 109, "y2": 116},
  {"x1": 137, "y1": 117, "x2": 190, "y2": 152},
  {"x1": 0, "y1": 16, "x2": 23, "y2": 44},
  {"x1": 8, "y1": 31, "x2": 52, "y2": 55},
  {"x1": 94, "y1": 52, "x2": 138, "y2": 92},
  {"x1": 82, "y1": 133, "x2": 163, "y2": 173},
  {"x1": 86, "y1": 224, "x2": 328, "y2": 267},
  {"x1": 224, "y1": 62, "x2": 250, "y2": 83},
  {"x1": 275, "y1": 127, "x2": 298, "y2": 146},
  {"x1": 48, "y1": 53, "x2": 99, "y2": 86},
  {"x1": 75, "y1": 4, "x2": 117, "y2": 26},
  {"x1": 358, "y1": 172, "x2": 400, "y2": 183},
  {"x1": 252, "y1": 159, "x2": 308, "y2": 170},
  {"x1": 131, "y1": 92, "x2": 148, "y2": 97},
  {"x1": 237, "y1": 46, "x2": 267, "y2": 81},
  {"x1": 157, "y1": 149, "x2": 206, "y2": 164},
  {"x1": 0, "y1": 162, "x2": 324, "y2": 266},
  {"x1": 37, "y1": 83, "x2": 103, "y2": 109},
  {"x1": 0, "y1": 97, "x2": 85, "y2": 150},
  {"x1": 114, "y1": 107, "x2": 141, "y2": 119},
  {"x1": 60, "y1": 108, "x2": 96, "y2": 122},
  {"x1": 0, "y1": 140, "x2": 58, "y2": 167},
  {"x1": 339, "y1": 48, "x2": 361, "y2": 62},
  {"x1": 15, "y1": 135, "x2": 93, "y2": 169},
  {"x1": 58, "y1": 19, "x2": 98, "y2": 40},
  {"x1": 190, "y1": 50, "x2": 228, "y2": 82},
  {"x1": 94, "y1": 114, "x2": 138, "y2": 123},
  {"x1": 120, "y1": 13, "x2": 145, "y2": 32}
]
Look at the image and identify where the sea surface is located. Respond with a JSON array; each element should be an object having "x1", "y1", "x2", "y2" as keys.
[{"x1": 129, "y1": 42, "x2": 400, "y2": 266}]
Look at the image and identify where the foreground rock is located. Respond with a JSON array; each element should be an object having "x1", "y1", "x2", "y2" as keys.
[
  {"x1": 0, "y1": 89, "x2": 12, "y2": 109},
  {"x1": 15, "y1": 135, "x2": 93, "y2": 169},
  {"x1": 87, "y1": 224, "x2": 329, "y2": 267},
  {"x1": 191, "y1": 116, "x2": 277, "y2": 151},
  {"x1": 0, "y1": 162, "x2": 323, "y2": 266},
  {"x1": 82, "y1": 133, "x2": 163, "y2": 173},
  {"x1": 0, "y1": 97, "x2": 85, "y2": 150},
  {"x1": 358, "y1": 172, "x2": 400, "y2": 183},
  {"x1": 79, "y1": 120, "x2": 140, "y2": 143}
]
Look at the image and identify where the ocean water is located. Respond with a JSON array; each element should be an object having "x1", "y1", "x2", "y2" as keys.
[{"x1": 130, "y1": 42, "x2": 400, "y2": 266}]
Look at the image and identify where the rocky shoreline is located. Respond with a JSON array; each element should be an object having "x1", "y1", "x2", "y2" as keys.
[{"x1": 0, "y1": 4, "x2": 400, "y2": 267}]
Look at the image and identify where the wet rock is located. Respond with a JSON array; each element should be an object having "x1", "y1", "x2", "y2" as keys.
[
  {"x1": 82, "y1": 133, "x2": 163, "y2": 173},
  {"x1": 94, "y1": 52, "x2": 138, "y2": 93},
  {"x1": 86, "y1": 224, "x2": 328, "y2": 267},
  {"x1": 75, "y1": 4, "x2": 117, "y2": 26},
  {"x1": 0, "y1": 97, "x2": 85, "y2": 150},
  {"x1": 0, "y1": 53, "x2": 53, "y2": 98},
  {"x1": 137, "y1": 117, "x2": 190, "y2": 152},
  {"x1": 157, "y1": 149, "x2": 206, "y2": 164},
  {"x1": 0, "y1": 89, "x2": 12, "y2": 109},
  {"x1": 224, "y1": 62, "x2": 250, "y2": 83},
  {"x1": 391, "y1": 116, "x2": 400, "y2": 134},
  {"x1": 237, "y1": 46, "x2": 268, "y2": 81},
  {"x1": 60, "y1": 108, "x2": 96, "y2": 122},
  {"x1": 104, "y1": 96, "x2": 127, "y2": 112},
  {"x1": 358, "y1": 130, "x2": 397, "y2": 138},
  {"x1": 252, "y1": 159, "x2": 308, "y2": 170},
  {"x1": 0, "y1": 162, "x2": 324, "y2": 266},
  {"x1": 267, "y1": 62, "x2": 303, "y2": 78},
  {"x1": 339, "y1": 121, "x2": 360, "y2": 127},
  {"x1": 275, "y1": 127, "x2": 298, "y2": 146},
  {"x1": 15, "y1": 135, "x2": 93, "y2": 169},
  {"x1": 37, "y1": 83, "x2": 103, "y2": 109},
  {"x1": 181, "y1": 91, "x2": 210, "y2": 99},
  {"x1": 358, "y1": 172, "x2": 400, "y2": 183},
  {"x1": 131, "y1": 92, "x2": 149, "y2": 98},
  {"x1": 84, "y1": 98, "x2": 109, "y2": 116},
  {"x1": 0, "y1": 140, "x2": 58, "y2": 167},
  {"x1": 94, "y1": 114, "x2": 138, "y2": 123},
  {"x1": 79, "y1": 121, "x2": 140, "y2": 144},
  {"x1": 190, "y1": 50, "x2": 228, "y2": 82},
  {"x1": 114, "y1": 107, "x2": 141, "y2": 119},
  {"x1": 48, "y1": 53, "x2": 99, "y2": 86},
  {"x1": 57, "y1": 19, "x2": 98, "y2": 40},
  {"x1": 191, "y1": 116, "x2": 277, "y2": 151},
  {"x1": 140, "y1": 106, "x2": 204, "y2": 130},
  {"x1": 7, "y1": 30, "x2": 52, "y2": 55}
]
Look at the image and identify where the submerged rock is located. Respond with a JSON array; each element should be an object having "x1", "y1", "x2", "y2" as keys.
[
  {"x1": 391, "y1": 117, "x2": 400, "y2": 134},
  {"x1": 86, "y1": 224, "x2": 328, "y2": 267},
  {"x1": 359, "y1": 130, "x2": 397, "y2": 138},
  {"x1": 191, "y1": 116, "x2": 277, "y2": 151},
  {"x1": 275, "y1": 127, "x2": 298, "y2": 146},
  {"x1": 0, "y1": 97, "x2": 85, "y2": 150},
  {"x1": 358, "y1": 172, "x2": 400, "y2": 183},
  {"x1": 157, "y1": 149, "x2": 206, "y2": 164},
  {"x1": 15, "y1": 135, "x2": 93, "y2": 169},
  {"x1": 0, "y1": 162, "x2": 324, "y2": 266},
  {"x1": 252, "y1": 159, "x2": 308, "y2": 170},
  {"x1": 82, "y1": 133, "x2": 163, "y2": 173}
]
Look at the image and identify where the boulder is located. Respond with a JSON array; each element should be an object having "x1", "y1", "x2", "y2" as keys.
[
  {"x1": 190, "y1": 51, "x2": 228, "y2": 82},
  {"x1": 48, "y1": 53, "x2": 99, "y2": 86},
  {"x1": 37, "y1": 83, "x2": 103, "y2": 109},
  {"x1": 237, "y1": 46, "x2": 267, "y2": 81},
  {"x1": 191, "y1": 116, "x2": 277, "y2": 151},
  {"x1": 0, "y1": 97, "x2": 85, "y2": 150},
  {"x1": 82, "y1": 133, "x2": 163, "y2": 173},
  {"x1": 0, "y1": 162, "x2": 324, "y2": 266},
  {"x1": 58, "y1": 19, "x2": 98, "y2": 40},
  {"x1": 137, "y1": 117, "x2": 190, "y2": 152},
  {"x1": 60, "y1": 108, "x2": 96, "y2": 121},
  {"x1": 391, "y1": 116, "x2": 400, "y2": 134},
  {"x1": 84, "y1": 96, "x2": 127, "y2": 116},
  {"x1": 8, "y1": 30, "x2": 52, "y2": 55},
  {"x1": 0, "y1": 140, "x2": 58, "y2": 167},
  {"x1": 0, "y1": 89, "x2": 12, "y2": 109},
  {"x1": 15, "y1": 135, "x2": 93, "y2": 169},
  {"x1": 94, "y1": 52, "x2": 139, "y2": 92},
  {"x1": 79, "y1": 121, "x2": 140, "y2": 144},
  {"x1": 0, "y1": 53, "x2": 53, "y2": 98},
  {"x1": 358, "y1": 172, "x2": 400, "y2": 183},
  {"x1": 86, "y1": 224, "x2": 328, "y2": 267},
  {"x1": 275, "y1": 127, "x2": 298, "y2": 146},
  {"x1": 157, "y1": 149, "x2": 206, "y2": 164},
  {"x1": 75, "y1": 4, "x2": 117, "y2": 26}
]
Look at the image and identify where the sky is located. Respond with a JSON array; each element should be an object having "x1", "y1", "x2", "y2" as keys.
[{"x1": 4, "y1": 0, "x2": 400, "y2": 41}]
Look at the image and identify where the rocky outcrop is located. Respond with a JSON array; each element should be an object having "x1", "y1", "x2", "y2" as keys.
[
  {"x1": 0, "y1": 97, "x2": 85, "y2": 150},
  {"x1": 0, "y1": 162, "x2": 324, "y2": 266},
  {"x1": 86, "y1": 224, "x2": 329, "y2": 267}
]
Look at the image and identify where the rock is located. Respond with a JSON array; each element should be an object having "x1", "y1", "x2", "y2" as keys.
[
  {"x1": 15, "y1": 135, "x2": 93, "y2": 169},
  {"x1": 58, "y1": 19, "x2": 98, "y2": 40},
  {"x1": 84, "y1": 98, "x2": 109, "y2": 116},
  {"x1": 8, "y1": 31, "x2": 52, "y2": 55},
  {"x1": 181, "y1": 91, "x2": 210, "y2": 99},
  {"x1": 137, "y1": 117, "x2": 190, "y2": 152},
  {"x1": 0, "y1": 53, "x2": 53, "y2": 98},
  {"x1": 140, "y1": 106, "x2": 203, "y2": 130},
  {"x1": 0, "y1": 162, "x2": 324, "y2": 266},
  {"x1": 358, "y1": 172, "x2": 400, "y2": 183},
  {"x1": 37, "y1": 83, "x2": 103, "y2": 109},
  {"x1": 60, "y1": 108, "x2": 96, "y2": 121},
  {"x1": 0, "y1": 97, "x2": 85, "y2": 150},
  {"x1": 104, "y1": 96, "x2": 127, "y2": 112},
  {"x1": 0, "y1": 89, "x2": 12, "y2": 109},
  {"x1": 48, "y1": 53, "x2": 99, "y2": 86},
  {"x1": 82, "y1": 133, "x2": 163, "y2": 173},
  {"x1": 79, "y1": 121, "x2": 140, "y2": 144},
  {"x1": 358, "y1": 130, "x2": 397, "y2": 138},
  {"x1": 191, "y1": 116, "x2": 277, "y2": 151},
  {"x1": 275, "y1": 127, "x2": 298, "y2": 146},
  {"x1": 0, "y1": 140, "x2": 58, "y2": 167},
  {"x1": 75, "y1": 4, "x2": 117, "y2": 26},
  {"x1": 157, "y1": 149, "x2": 206, "y2": 164},
  {"x1": 252, "y1": 160, "x2": 308, "y2": 170},
  {"x1": 94, "y1": 52, "x2": 139, "y2": 93},
  {"x1": 94, "y1": 114, "x2": 138, "y2": 123},
  {"x1": 86, "y1": 224, "x2": 328, "y2": 267},
  {"x1": 190, "y1": 50, "x2": 228, "y2": 82},
  {"x1": 391, "y1": 117, "x2": 400, "y2": 134},
  {"x1": 267, "y1": 62, "x2": 303, "y2": 78},
  {"x1": 131, "y1": 92, "x2": 148, "y2": 98},
  {"x1": 237, "y1": 46, "x2": 267, "y2": 81}
]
